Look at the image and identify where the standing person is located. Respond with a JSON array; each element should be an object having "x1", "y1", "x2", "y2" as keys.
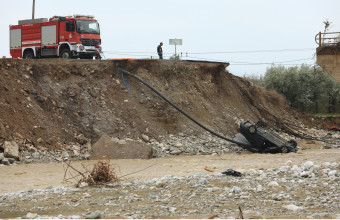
[{"x1": 157, "y1": 42, "x2": 163, "y2": 59}]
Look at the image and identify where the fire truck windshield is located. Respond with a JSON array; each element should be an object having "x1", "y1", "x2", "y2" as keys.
[{"x1": 76, "y1": 20, "x2": 100, "y2": 35}]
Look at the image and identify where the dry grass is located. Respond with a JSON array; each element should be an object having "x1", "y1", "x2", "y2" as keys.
[{"x1": 86, "y1": 160, "x2": 119, "y2": 186}]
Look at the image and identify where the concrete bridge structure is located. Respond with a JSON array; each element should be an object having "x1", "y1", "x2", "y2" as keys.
[{"x1": 315, "y1": 32, "x2": 340, "y2": 83}]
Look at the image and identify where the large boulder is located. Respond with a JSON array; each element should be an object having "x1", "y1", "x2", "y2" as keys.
[
  {"x1": 91, "y1": 135, "x2": 153, "y2": 160},
  {"x1": 3, "y1": 141, "x2": 19, "y2": 160}
]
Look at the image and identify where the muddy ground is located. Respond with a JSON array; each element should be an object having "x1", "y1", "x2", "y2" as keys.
[{"x1": 0, "y1": 58, "x2": 339, "y2": 219}]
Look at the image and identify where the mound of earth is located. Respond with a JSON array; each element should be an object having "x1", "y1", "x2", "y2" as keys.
[{"x1": 0, "y1": 58, "x2": 326, "y2": 155}]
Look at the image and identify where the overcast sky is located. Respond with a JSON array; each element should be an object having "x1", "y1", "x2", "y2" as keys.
[{"x1": 1, "y1": 0, "x2": 339, "y2": 76}]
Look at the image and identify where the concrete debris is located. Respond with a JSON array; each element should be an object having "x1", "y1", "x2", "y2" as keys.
[
  {"x1": 3, "y1": 141, "x2": 19, "y2": 160},
  {"x1": 91, "y1": 135, "x2": 153, "y2": 159}
]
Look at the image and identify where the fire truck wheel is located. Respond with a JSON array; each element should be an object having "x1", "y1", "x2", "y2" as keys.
[
  {"x1": 60, "y1": 49, "x2": 73, "y2": 59},
  {"x1": 23, "y1": 51, "x2": 35, "y2": 59}
]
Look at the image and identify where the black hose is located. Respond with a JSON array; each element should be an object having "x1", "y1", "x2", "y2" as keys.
[{"x1": 117, "y1": 68, "x2": 242, "y2": 145}]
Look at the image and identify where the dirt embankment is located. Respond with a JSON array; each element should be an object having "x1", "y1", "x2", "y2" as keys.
[{"x1": 0, "y1": 59, "x2": 326, "y2": 152}]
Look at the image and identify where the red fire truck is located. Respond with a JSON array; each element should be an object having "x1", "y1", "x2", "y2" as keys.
[{"x1": 9, "y1": 15, "x2": 102, "y2": 59}]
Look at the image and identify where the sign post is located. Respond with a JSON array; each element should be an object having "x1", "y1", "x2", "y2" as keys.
[
  {"x1": 32, "y1": 0, "x2": 35, "y2": 19},
  {"x1": 169, "y1": 39, "x2": 183, "y2": 56}
]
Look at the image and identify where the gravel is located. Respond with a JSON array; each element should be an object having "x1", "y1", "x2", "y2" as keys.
[
  {"x1": 1, "y1": 123, "x2": 339, "y2": 166},
  {"x1": 0, "y1": 161, "x2": 339, "y2": 219}
]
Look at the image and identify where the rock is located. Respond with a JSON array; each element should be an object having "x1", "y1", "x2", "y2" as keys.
[
  {"x1": 3, "y1": 141, "x2": 19, "y2": 160},
  {"x1": 199, "y1": 177, "x2": 209, "y2": 184},
  {"x1": 85, "y1": 210, "x2": 101, "y2": 219},
  {"x1": 62, "y1": 151, "x2": 70, "y2": 158},
  {"x1": 73, "y1": 150, "x2": 80, "y2": 157},
  {"x1": 328, "y1": 170, "x2": 337, "y2": 177},
  {"x1": 230, "y1": 186, "x2": 241, "y2": 194},
  {"x1": 23, "y1": 159, "x2": 31, "y2": 164},
  {"x1": 24, "y1": 212, "x2": 38, "y2": 219},
  {"x1": 93, "y1": 128, "x2": 101, "y2": 134},
  {"x1": 278, "y1": 166, "x2": 290, "y2": 172},
  {"x1": 148, "y1": 192, "x2": 157, "y2": 199},
  {"x1": 91, "y1": 135, "x2": 153, "y2": 159},
  {"x1": 0, "y1": 153, "x2": 4, "y2": 161},
  {"x1": 256, "y1": 184, "x2": 263, "y2": 192},
  {"x1": 285, "y1": 204, "x2": 303, "y2": 212},
  {"x1": 300, "y1": 171, "x2": 309, "y2": 178},
  {"x1": 268, "y1": 181, "x2": 279, "y2": 187},
  {"x1": 302, "y1": 161, "x2": 314, "y2": 170},
  {"x1": 286, "y1": 160, "x2": 293, "y2": 166},
  {"x1": 175, "y1": 143, "x2": 183, "y2": 148},
  {"x1": 8, "y1": 158, "x2": 15, "y2": 164},
  {"x1": 1, "y1": 158, "x2": 10, "y2": 165},
  {"x1": 79, "y1": 182, "x2": 89, "y2": 188},
  {"x1": 291, "y1": 165, "x2": 301, "y2": 172},
  {"x1": 141, "y1": 134, "x2": 150, "y2": 142},
  {"x1": 76, "y1": 134, "x2": 88, "y2": 145},
  {"x1": 322, "y1": 162, "x2": 331, "y2": 168},
  {"x1": 170, "y1": 149, "x2": 182, "y2": 155},
  {"x1": 32, "y1": 152, "x2": 40, "y2": 159}
]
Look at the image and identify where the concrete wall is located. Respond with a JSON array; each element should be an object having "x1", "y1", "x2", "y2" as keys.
[{"x1": 316, "y1": 52, "x2": 340, "y2": 83}]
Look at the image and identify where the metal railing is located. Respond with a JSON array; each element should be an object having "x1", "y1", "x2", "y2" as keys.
[{"x1": 315, "y1": 32, "x2": 340, "y2": 47}]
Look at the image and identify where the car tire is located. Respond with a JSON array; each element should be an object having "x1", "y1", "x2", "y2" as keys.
[
  {"x1": 256, "y1": 120, "x2": 266, "y2": 128},
  {"x1": 281, "y1": 146, "x2": 290, "y2": 153},
  {"x1": 288, "y1": 139, "x2": 297, "y2": 147},
  {"x1": 23, "y1": 50, "x2": 35, "y2": 59},
  {"x1": 60, "y1": 49, "x2": 72, "y2": 59},
  {"x1": 248, "y1": 125, "x2": 257, "y2": 134}
]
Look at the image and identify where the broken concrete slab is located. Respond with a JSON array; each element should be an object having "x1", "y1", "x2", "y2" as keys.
[
  {"x1": 91, "y1": 135, "x2": 153, "y2": 160},
  {"x1": 3, "y1": 141, "x2": 19, "y2": 160}
]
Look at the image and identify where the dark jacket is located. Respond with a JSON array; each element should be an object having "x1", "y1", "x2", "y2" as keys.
[{"x1": 157, "y1": 45, "x2": 163, "y2": 54}]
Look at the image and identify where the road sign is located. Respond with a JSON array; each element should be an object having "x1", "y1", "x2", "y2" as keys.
[
  {"x1": 169, "y1": 39, "x2": 183, "y2": 56},
  {"x1": 169, "y1": 39, "x2": 183, "y2": 45}
]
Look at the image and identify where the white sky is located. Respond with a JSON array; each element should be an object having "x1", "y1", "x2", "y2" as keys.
[{"x1": 1, "y1": 0, "x2": 339, "y2": 76}]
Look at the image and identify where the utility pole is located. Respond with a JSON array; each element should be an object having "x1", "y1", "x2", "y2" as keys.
[{"x1": 32, "y1": 0, "x2": 35, "y2": 19}]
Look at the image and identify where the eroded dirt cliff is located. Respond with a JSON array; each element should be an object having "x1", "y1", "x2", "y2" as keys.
[{"x1": 0, "y1": 58, "x2": 323, "y2": 151}]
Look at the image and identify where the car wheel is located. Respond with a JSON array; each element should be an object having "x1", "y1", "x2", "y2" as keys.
[
  {"x1": 256, "y1": 120, "x2": 266, "y2": 128},
  {"x1": 281, "y1": 146, "x2": 290, "y2": 153},
  {"x1": 60, "y1": 49, "x2": 72, "y2": 59},
  {"x1": 248, "y1": 125, "x2": 257, "y2": 134},
  {"x1": 23, "y1": 50, "x2": 35, "y2": 59},
  {"x1": 288, "y1": 139, "x2": 297, "y2": 147}
]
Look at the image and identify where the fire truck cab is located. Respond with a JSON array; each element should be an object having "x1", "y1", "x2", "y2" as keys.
[{"x1": 9, "y1": 15, "x2": 102, "y2": 59}]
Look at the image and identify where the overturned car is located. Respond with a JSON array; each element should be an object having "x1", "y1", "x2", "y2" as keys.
[{"x1": 233, "y1": 121, "x2": 298, "y2": 153}]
